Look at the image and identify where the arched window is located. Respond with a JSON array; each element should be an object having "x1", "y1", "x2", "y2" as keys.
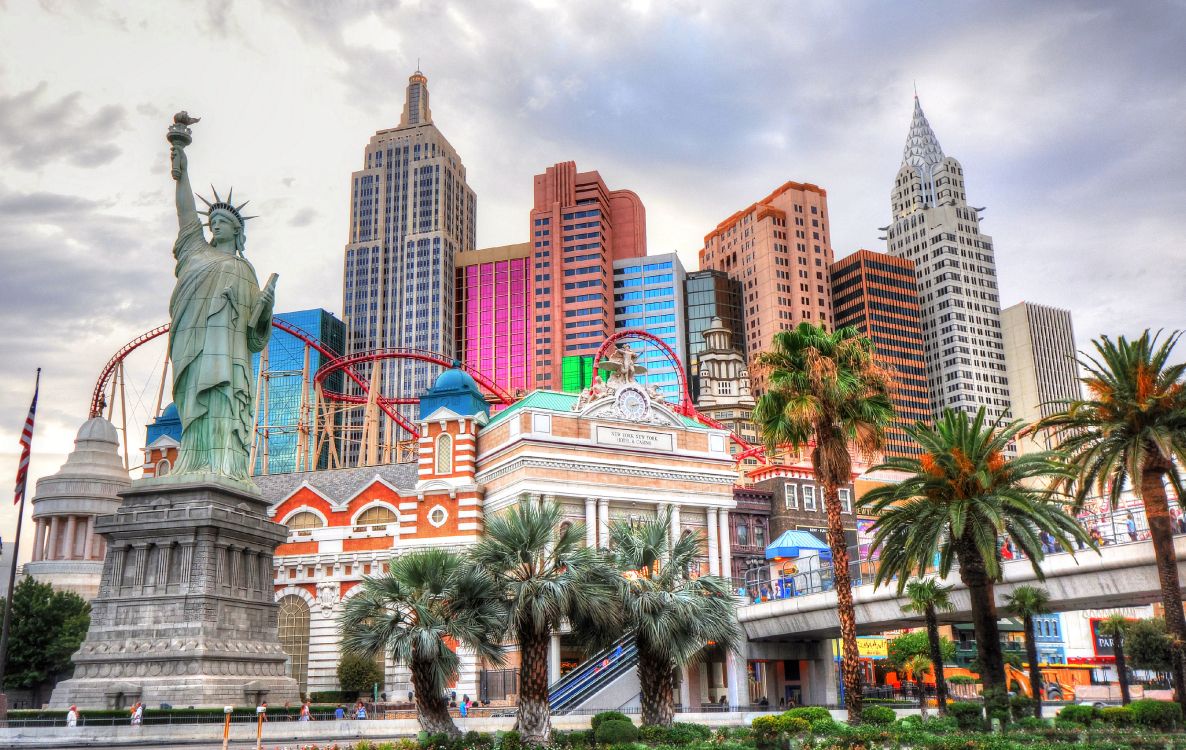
[
  {"x1": 155, "y1": 458, "x2": 171, "y2": 476},
  {"x1": 287, "y1": 511, "x2": 324, "y2": 530},
  {"x1": 435, "y1": 433, "x2": 453, "y2": 474},
  {"x1": 357, "y1": 506, "x2": 397, "y2": 527},
  {"x1": 278, "y1": 595, "x2": 311, "y2": 693}
]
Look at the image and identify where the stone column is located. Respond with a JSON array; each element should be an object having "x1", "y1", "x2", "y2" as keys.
[
  {"x1": 585, "y1": 498, "x2": 597, "y2": 547},
  {"x1": 549, "y1": 633, "x2": 562, "y2": 685},
  {"x1": 669, "y1": 504, "x2": 681, "y2": 548},
  {"x1": 725, "y1": 649, "x2": 745, "y2": 708},
  {"x1": 47, "y1": 516, "x2": 61, "y2": 560},
  {"x1": 679, "y1": 664, "x2": 693, "y2": 710},
  {"x1": 706, "y1": 508, "x2": 720, "y2": 576},
  {"x1": 132, "y1": 544, "x2": 148, "y2": 589},
  {"x1": 718, "y1": 509, "x2": 733, "y2": 583},
  {"x1": 31, "y1": 519, "x2": 44, "y2": 562},
  {"x1": 82, "y1": 516, "x2": 95, "y2": 560},
  {"x1": 597, "y1": 498, "x2": 610, "y2": 549},
  {"x1": 178, "y1": 542, "x2": 196, "y2": 586},
  {"x1": 64, "y1": 516, "x2": 78, "y2": 559}
]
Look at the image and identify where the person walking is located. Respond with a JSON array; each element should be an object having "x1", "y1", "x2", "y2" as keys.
[
  {"x1": 66, "y1": 705, "x2": 78, "y2": 728},
  {"x1": 459, "y1": 695, "x2": 469, "y2": 718},
  {"x1": 1126, "y1": 512, "x2": 1138, "y2": 542},
  {"x1": 130, "y1": 702, "x2": 143, "y2": 726},
  {"x1": 354, "y1": 701, "x2": 367, "y2": 720},
  {"x1": 298, "y1": 699, "x2": 312, "y2": 722}
]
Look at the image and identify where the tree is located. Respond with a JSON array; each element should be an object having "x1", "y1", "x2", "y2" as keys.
[
  {"x1": 903, "y1": 653, "x2": 933, "y2": 718},
  {"x1": 337, "y1": 652, "x2": 384, "y2": 694},
  {"x1": 901, "y1": 579, "x2": 956, "y2": 715},
  {"x1": 1004, "y1": 585, "x2": 1052, "y2": 718},
  {"x1": 0, "y1": 577, "x2": 89, "y2": 692},
  {"x1": 886, "y1": 630, "x2": 956, "y2": 671},
  {"x1": 339, "y1": 549, "x2": 506, "y2": 736},
  {"x1": 752, "y1": 322, "x2": 895, "y2": 722},
  {"x1": 607, "y1": 508, "x2": 741, "y2": 726},
  {"x1": 1098, "y1": 615, "x2": 1132, "y2": 705},
  {"x1": 1127, "y1": 618, "x2": 1173, "y2": 673},
  {"x1": 1034, "y1": 330, "x2": 1186, "y2": 715},
  {"x1": 862, "y1": 408, "x2": 1090, "y2": 727},
  {"x1": 470, "y1": 502, "x2": 621, "y2": 745}
]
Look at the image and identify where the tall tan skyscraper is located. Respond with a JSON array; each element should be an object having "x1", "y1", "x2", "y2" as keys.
[
  {"x1": 700, "y1": 181, "x2": 834, "y2": 369},
  {"x1": 342, "y1": 71, "x2": 476, "y2": 434},
  {"x1": 530, "y1": 162, "x2": 645, "y2": 389},
  {"x1": 1001, "y1": 302, "x2": 1081, "y2": 453},
  {"x1": 885, "y1": 96, "x2": 1011, "y2": 421}
]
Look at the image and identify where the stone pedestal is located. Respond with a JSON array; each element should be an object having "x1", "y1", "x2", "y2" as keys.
[{"x1": 50, "y1": 476, "x2": 300, "y2": 708}]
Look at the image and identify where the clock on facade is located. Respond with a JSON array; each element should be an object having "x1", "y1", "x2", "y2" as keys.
[{"x1": 615, "y1": 385, "x2": 651, "y2": 421}]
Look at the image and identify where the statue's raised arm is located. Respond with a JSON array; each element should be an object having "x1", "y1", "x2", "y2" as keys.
[{"x1": 168, "y1": 111, "x2": 201, "y2": 230}]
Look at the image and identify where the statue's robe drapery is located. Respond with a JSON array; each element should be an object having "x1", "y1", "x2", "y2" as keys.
[{"x1": 168, "y1": 216, "x2": 271, "y2": 479}]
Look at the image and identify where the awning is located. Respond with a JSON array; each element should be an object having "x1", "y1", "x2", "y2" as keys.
[{"x1": 765, "y1": 530, "x2": 832, "y2": 561}]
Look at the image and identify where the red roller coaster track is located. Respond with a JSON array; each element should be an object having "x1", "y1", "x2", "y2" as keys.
[{"x1": 594, "y1": 330, "x2": 766, "y2": 464}]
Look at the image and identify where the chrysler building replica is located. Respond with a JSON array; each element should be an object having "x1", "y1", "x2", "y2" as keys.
[{"x1": 885, "y1": 95, "x2": 1011, "y2": 422}]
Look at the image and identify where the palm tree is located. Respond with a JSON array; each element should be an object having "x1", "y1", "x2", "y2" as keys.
[
  {"x1": 338, "y1": 549, "x2": 506, "y2": 736},
  {"x1": 608, "y1": 508, "x2": 741, "y2": 726},
  {"x1": 1098, "y1": 615, "x2": 1133, "y2": 705},
  {"x1": 1033, "y1": 330, "x2": 1186, "y2": 714},
  {"x1": 903, "y1": 653, "x2": 933, "y2": 719},
  {"x1": 1004, "y1": 585, "x2": 1052, "y2": 718},
  {"x1": 861, "y1": 408, "x2": 1090, "y2": 726},
  {"x1": 752, "y1": 322, "x2": 895, "y2": 721},
  {"x1": 901, "y1": 579, "x2": 955, "y2": 715},
  {"x1": 469, "y1": 502, "x2": 621, "y2": 745}
]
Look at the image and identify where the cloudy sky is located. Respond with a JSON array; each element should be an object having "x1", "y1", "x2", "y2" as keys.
[{"x1": 0, "y1": 0, "x2": 1183, "y2": 554}]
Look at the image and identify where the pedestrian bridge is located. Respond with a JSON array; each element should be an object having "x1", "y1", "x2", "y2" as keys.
[{"x1": 739, "y1": 535, "x2": 1186, "y2": 641}]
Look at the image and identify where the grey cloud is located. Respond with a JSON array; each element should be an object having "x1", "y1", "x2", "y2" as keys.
[
  {"x1": 291, "y1": 208, "x2": 317, "y2": 227},
  {"x1": 0, "y1": 83, "x2": 127, "y2": 170}
]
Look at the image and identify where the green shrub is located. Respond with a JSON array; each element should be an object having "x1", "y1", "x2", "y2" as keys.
[
  {"x1": 1011, "y1": 716, "x2": 1048, "y2": 730},
  {"x1": 499, "y1": 730, "x2": 522, "y2": 750},
  {"x1": 777, "y1": 716, "x2": 811, "y2": 735},
  {"x1": 594, "y1": 719, "x2": 639, "y2": 745},
  {"x1": 808, "y1": 717, "x2": 838, "y2": 735},
  {"x1": 1098, "y1": 706, "x2": 1134, "y2": 727},
  {"x1": 553, "y1": 730, "x2": 591, "y2": 747},
  {"x1": 1057, "y1": 703, "x2": 1098, "y2": 726},
  {"x1": 949, "y1": 702, "x2": 985, "y2": 731},
  {"x1": 1009, "y1": 694, "x2": 1037, "y2": 717},
  {"x1": 893, "y1": 715, "x2": 924, "y2": 731},
  {"x1": 337, "y1": 651, "x2": 384, "y2": 693},
  {"x1": 463, "y1": 731, "x2": 493, "y2": 749},
  {"x1": 1130, "y1": 699, "x2": 1182, "y2": 730},
  {"x1": 784, "y1": 706, "x2": 832, "y2": 723},
  {"x1": 922, "y1": 716, "x2": 957, "y2": 733},
  {"x1": 591, "y1": 711, "x2": 632, "y2": 732},
  {"x1": 421, "y1": 733, "x2": 451, "y2": 750},
  {"x1": 751, "y1": 715, "x2": 780, "y2": 744},
  {"x1": 860, "y1": 705, "x2": 896, "y2": 726}
]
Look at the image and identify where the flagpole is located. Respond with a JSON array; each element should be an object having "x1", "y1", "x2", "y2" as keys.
[{"x1": 0, "y1": 367, "x2": 40, "y2": 724}]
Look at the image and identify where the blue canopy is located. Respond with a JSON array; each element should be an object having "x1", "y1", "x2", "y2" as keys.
[{"x1": 765, "y1": 530, "x2": 832, "y2": 561}]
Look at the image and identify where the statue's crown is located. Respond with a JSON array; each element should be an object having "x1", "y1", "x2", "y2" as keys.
[{"x1": 197, "y1": 186, "x2": 257, "y2": 228}]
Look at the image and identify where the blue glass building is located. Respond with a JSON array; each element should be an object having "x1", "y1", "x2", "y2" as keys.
[
  {"x1": 612, "y1": 252, "x2": 688, "y2": 403},
  {"x1": 251, "y1": 309, "x2": 346, "y2": 474}
]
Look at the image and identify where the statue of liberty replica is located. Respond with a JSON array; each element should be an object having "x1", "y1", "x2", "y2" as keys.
[{"x1": 52, "y1": 114, "x2": 300, "y2": 709}]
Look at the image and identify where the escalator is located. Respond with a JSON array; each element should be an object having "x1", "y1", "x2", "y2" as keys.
[{"x1": 548, "y1": 633, "x2": 640, "y2": 714}]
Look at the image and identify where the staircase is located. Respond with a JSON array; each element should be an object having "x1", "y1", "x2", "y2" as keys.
[{"x1": 548, "y1": 634, "x2": 639, "y2": 714}]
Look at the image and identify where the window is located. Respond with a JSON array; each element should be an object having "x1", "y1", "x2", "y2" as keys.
[
  {"x1": 754, "y1": 522, "x2": 766, "y2": 549},
  {"x1": 278, "y1": 595, "x2": 311, "y2": 693},
  {"x1": 736, "y1": 523, "x2": 749, "y2": 546},
  {"x1": 435, "y1": 433, "x2": 453, "y2": 473},
  {"x1": 287, "y1": 511, "x2": 324, "y2": 530},
  {"x1": 155, "y1": 458, "x2": 171, "y2": 476},
  {"x1": 357, "y1": 506, "x2": 398, "y2": 526},
  {"x1": 802, "y1": 485, "x2": 817, "y2": 511},
  {"x1": 428, "y1": 505, "x2": 449, "y2": 528},
  {"x1": 784, "y1": 483, "x2": 798, "y2": 510},
  {"x1": 839, "y1": 488, "x2": 852, "y2": 514}
]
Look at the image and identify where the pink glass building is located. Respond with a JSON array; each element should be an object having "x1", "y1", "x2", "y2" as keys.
[{"x1": 455, "y1": 243, "x2": 532, "y2": 400}]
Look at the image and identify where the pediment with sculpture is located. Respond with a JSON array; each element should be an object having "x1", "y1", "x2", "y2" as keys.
[{"x1": 573, "y1": 345, "x2": 686, "y2": 428}]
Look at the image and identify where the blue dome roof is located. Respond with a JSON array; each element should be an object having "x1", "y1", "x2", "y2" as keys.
[
  {"x1": 159, "y1": 402, "x2": 179, "y2": 422},
  {"x1": 434, "y1": 368, "x2": 478, "y2": 391}
]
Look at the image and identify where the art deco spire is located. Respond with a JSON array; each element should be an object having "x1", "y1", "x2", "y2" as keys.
[
  {"x1": 901, "y1": 94, "x2": 944, "y2": 171},
  {"x1": 399, "y1": 69, "x2": 432, "y2": 128}
]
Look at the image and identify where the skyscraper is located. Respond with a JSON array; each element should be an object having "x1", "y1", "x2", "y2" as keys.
[
  {"x1": 455, "y1": 243, "x2": 532, "y2": 398},
  {"x1": 1001, "y1": 302, "x2": 1081, "y2": 453},
  {"x1": 612, "y1": 252, "x2": 687, "y2": 402},
  {"x1": 684, "y1": 270, "x2": 745, "y2": 401},
  {"x1": 342, "y1": 71, "x2": 476, "y2": 434},
  {"x1": 829, "y1": 250, "x2": 929, "y2": 459},
  {"x1": 530, "y1": 162, "x2": 646, "y2": 389},
  {"x1": 700, "y1": 181, "x2": 834, "y2": 370},
  {"x1": 885, "y1": 96, "x2": 1011, "y2": 422}
]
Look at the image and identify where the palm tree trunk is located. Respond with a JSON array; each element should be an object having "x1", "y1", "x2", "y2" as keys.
[
  {"x1": 1023, "y1": 613, "x2": 1043, "y2": 718},
  {"x1": 957, "y1": 544, "x2": 1005, "y2": 729},
  {"x1": 918, "y1": 675, "x2": 928, "y2": 719},
  {"x1": 1140, "y1": 462, "x2": 1186, "y2": 716},
  {"x1": 1114, "y1": 632, "x2": 1131, "y2": 706},
  {"x1": 515, "y1": 625, "x2": 552, "y2": 745},
  {"x1": 821, "y1": 480, "x2": 863, "y2": 722},
  {"x1": 637, "y1": 647, "x2": 676, "y2": 727},
  {"x1": 924, "y1": 606, "x2": 949, "y2": 715},
  {"x1": 411, "y1": 657, "x2": 460, "y2": 737}
]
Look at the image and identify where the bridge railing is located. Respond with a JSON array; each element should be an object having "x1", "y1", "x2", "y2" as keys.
[{"x1": 737, "y1": 506, "x2": 1180, "y2": 606}]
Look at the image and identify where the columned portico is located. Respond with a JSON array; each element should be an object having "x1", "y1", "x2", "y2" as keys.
[
  {"x1": 585, "y1": 498, "x2": 597, "y2": 547},
  {"x1": 718, "y1": 509, "x2": 732, "y2": 582},
  {"x1": 706, "y1": 507, "x2": 720, "y2": 576},
  {"x1": 597, "y1": 498, "x2": 610, "y2": 549}
]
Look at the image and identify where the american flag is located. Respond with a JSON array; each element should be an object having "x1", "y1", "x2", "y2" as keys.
[{"x1": 14, "y1": 371, "x2": 39, "y2": 505}]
